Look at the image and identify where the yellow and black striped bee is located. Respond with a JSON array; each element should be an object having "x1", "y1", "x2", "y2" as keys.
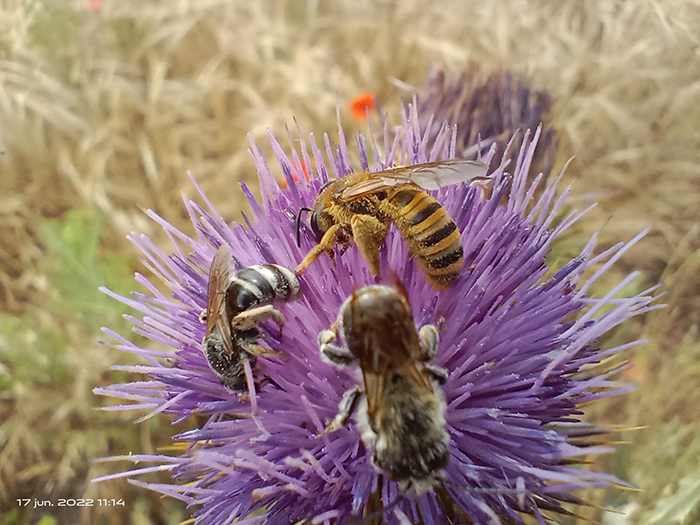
[
  {"x1": 203, "y1": 245, "x2": 300, "y2": 392},
  {"x1": 295, "y1": 160, "x2": 489, "y2": 289}
]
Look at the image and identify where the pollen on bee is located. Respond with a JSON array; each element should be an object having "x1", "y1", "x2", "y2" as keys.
[{"x1": 349, "y1": 92, "x2": 377, "y2": 120}]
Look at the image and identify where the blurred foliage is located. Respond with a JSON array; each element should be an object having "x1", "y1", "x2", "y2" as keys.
[
  {"x1": 0, "y1": 208, "x2": 186, "y2": 524},
  {"x1": 638, "y1": 474, "x2": 700, "y2": 525},
  {"x1": 26, "y1": 2, "x2": 79, "y2": 54},
  {"x1": 110, "y1": 16, "x2": 148, "y2": 57},
  {"x1": 0, "y1": 0, "x2": 698, "y2": 523},
  {"x1": 0, "y1": 315, "x2": 68, "y2": 390},
  {"x1": 2, "y1": 510, "x2": 58, "y2": 525},
  {"x1": 1, "y1": 209, "x2": 133, "y2": 390},
  {"x1": 38, "y1": 209, "x2": 134, "y2": 335}
]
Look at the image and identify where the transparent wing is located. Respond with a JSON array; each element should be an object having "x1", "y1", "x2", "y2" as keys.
[
  {"x1": 337, "y1": 178, "x2": 395, "y2": 201},
  {"x1": 363, "y1": 361, "x2": 433, "y2": 422},
  {"x1": 206, "y1": 245, "x2": 234, "y2": 355},
  {"x1": 362, "y1": 370, "x2": 386, "y2": 423},
  {"x1": 399, "y1": 159, "x2": 489, "y2": 190},
  {"x1": 357, "y1": 334, "x2": 432, "y2": 421},
  {"x1": 339, "y1": 159, "x2": 489, "y2": 201}
]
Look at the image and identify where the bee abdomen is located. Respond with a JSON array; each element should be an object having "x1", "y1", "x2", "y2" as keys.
[
  {"x1": 389, "y1": 189, "x2": 464, "y2": 288},
  {"x1": 205, "y1": 334, "x2": 247, "y2": 390},
  {"x1": 227, "y1": 264, "x2": 300, "y2": 314}
]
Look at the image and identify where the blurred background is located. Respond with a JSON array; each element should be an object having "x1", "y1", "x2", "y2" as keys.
[{"x1": 1, "y1": 1, "x2": 699, "y2": 524}]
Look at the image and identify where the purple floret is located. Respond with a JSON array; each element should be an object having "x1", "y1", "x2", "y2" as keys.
[
  {"x1": 415, "y1": 67, "x2": 558, "y2": 177},
  {"x1": 94, "y1": 100, "x2": 660, "y2": 524}
]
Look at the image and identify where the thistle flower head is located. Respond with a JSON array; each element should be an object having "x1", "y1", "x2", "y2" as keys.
[
  {"x1": 95, "y1": 99, "x2": 659, "y2": 524},
  {"x1": 416, "y1": 67, "x2": 558, "y2": 177}
]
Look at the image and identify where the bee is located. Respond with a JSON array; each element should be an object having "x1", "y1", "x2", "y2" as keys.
[
  {"x1": 203, "y1": 245, "x2": 300, "y2": 392},
  {"x1": 318, "y1": 283, "x2": 450, "y2": 495},
  {"x1": 295, "y1": 159, "x2": 489, "y2": 289},
  {"x1": 318, "y1": 284, "x2": 536, "y2": 524}
]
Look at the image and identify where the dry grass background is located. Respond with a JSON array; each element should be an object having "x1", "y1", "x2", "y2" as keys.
[{"x1": 0, "y1": 0, "x2": 699, "y2": 524}]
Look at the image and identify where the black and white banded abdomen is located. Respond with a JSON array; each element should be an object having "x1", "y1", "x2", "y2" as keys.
[{"x1": 226, "y1": 264, "x2": 300, "y2": 315}]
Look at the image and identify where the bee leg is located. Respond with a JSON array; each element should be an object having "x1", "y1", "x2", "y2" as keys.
[
  {"x1": 320, "y1": 341, "x2": 355, "y2": 366},
  {"x1": 236, "y1": 392, "x2": 251, "y2": 403},
  {"x1": 198, "y1": 309, "x2": 207, "y2": 323},
  {"x1": 350, "y1": 215, "x2": 388, "y2": 277},
  {"x1": 319, "y1": 323, "x2": 355, "y2": 366},
  {"x1": 436, "y1": 316, "x2": 447, "y2": 332},
  {"x1": 426, "y1": 363, "x2": 449, "y2": 385},
  {"x1": 258, "y1": 375, "x2": 284, "y2": 392},
  {"x1": 319, "y1": 386, "x2": 364, "y2": 435},
  {"x1": 318, "y1": 321, "x2": 339, "y2": 343},
  {"x1": 239, "y1": 340, "x2": 284, "y2": 358},
  {"x1": 326, "y1": 248, "x2": 337, "y2": 269},
  {"x1": 232, "y1": 305, "x2": 285, "y2": 338},
  {"x1": 296, "y1": 223, "x2": 342, "y2": 274},
  {"x1": 418, "y1": 324, "x2": 440, "y2": 361}
]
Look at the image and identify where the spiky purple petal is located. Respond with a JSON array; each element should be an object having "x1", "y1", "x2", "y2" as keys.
[{"x1": 95, "y1": 100, "x2": 659, "y2": 524}]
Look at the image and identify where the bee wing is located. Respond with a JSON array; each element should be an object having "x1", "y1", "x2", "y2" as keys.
[
  {"x1": 363, "y1": 361, "x2": 433, "y2": 422},
  {"x1": 401, "y1": 159, "x2": 489, "y2": 190},
  {"x1": 358, "y1": 336, "x2": 433, "y2": 422},
  {"x1": 362, "y1": 369, "x2": 386, "y2": 423},
  {"x1": 338, "y1": 160, "x2": 489, "y2": 201},
  {"x1": 206, "y1": 245, "x2": 234, "y2": 355},
  {"x1": 401, "y1": 361, "x2": 434, "y2": 390},
  {"x1": 337, "y1": 177, "x2": 398, "y2": 201}
]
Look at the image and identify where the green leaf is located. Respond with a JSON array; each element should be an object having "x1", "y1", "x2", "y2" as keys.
[
  {"x1": 0, "y1": 314, "x2": 69, "y2": 388},
  {"x1": 638, "y1": 475, "x2": 700, "y2": 525},
  {"x1": 35, "y1": 515, "x2": 59, "y2": 525},
  {"x1": 26, "y1": 2, "x2": 79, "y2": 52},
  {"x1": 38, "y1": 209, "x2": 134, "y2": 335}
]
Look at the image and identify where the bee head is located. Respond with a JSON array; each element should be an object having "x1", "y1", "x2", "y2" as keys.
[
  {"x1": 309, "y1": 209, "x2": 325, "y2": 241},
  {"x1": 294, "y1": 204, "x2": 329, "y2": 247},
  {"x1": 294, "y1": 206, "x2": 313, "y2": 247}
]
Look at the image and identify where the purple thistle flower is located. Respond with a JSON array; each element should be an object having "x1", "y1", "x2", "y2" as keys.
[
  {"x1": 415, "y1": 67, "x2": 558, "y2": 177},
  {"x1": 94, "y1": 101, "x2": 660, "y2": 524}
]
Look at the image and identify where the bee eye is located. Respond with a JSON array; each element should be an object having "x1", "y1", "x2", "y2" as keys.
[{"x1": 310, "y1": 211, "x2": 324, "y2": 241}]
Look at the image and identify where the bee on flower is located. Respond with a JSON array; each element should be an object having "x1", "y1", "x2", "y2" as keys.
[{"x1": 95, "y1": 88, "x2": 659, "y2": 523}]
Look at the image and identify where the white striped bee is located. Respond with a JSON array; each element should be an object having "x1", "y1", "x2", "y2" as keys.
[{"x1": 203, "y1": 245, "x2": 300, "y2": 392}]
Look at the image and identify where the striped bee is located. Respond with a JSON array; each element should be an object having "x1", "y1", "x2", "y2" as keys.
[
  {"x1": 295, "y1": 159, "x2": 489, "y2": 289},
  {"x1": 203, "y1": 245, "x2": 300, "y2": 392}
]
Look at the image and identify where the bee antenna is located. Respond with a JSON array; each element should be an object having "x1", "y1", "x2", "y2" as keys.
[
  {"x1": 348, "y1": 493, "x2": 408, "y2": 525},
  {"x1": 295, "y1": 207, "x2": 313, "y2": 248}
]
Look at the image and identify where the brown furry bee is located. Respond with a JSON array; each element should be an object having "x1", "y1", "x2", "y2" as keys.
[
  {"x1": 203, "y1": 245, "x2": 300, "y2": 392},
  {"x1": 318, "y1": 283, "x2": 450, "y2": 494},
  {"x1": 295, "y1": 159, "x2": 489, "y2": 289}
]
